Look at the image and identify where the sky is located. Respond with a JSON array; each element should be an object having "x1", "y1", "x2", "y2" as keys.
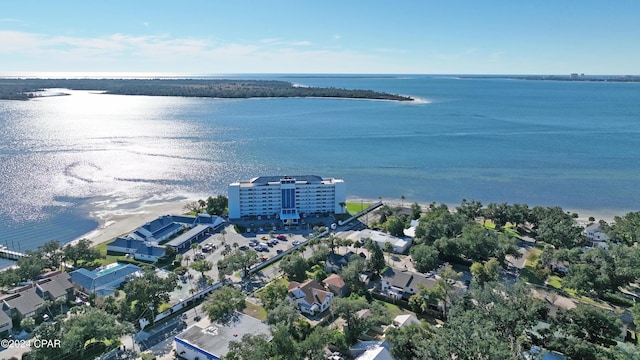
[{"x1": 1, "y1": 1, "x2": 639, "y2": 75}]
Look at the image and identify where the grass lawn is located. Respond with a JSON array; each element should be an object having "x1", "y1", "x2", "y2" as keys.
[
  {"x1": 243, "y1": 301, "x2": 267, "y2": 321},
  {"x1": 346, "y1": 202, "x2": 374, "y2": 215},
  {"x1": 520, "y1": 248, "x2": 545, "y2": 285},
  {"x1": 546, "y1": 275, "x2": 563, "y2": 289},
  {"x1": 375, "y1": 299, "x2": 413, "y2": 318}
]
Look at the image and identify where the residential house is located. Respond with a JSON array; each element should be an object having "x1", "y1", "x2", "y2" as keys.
[
  {"x1": 133, "y1": 242, "x2": 166, "y2": 263},
  {"x1": 1, "y1": 287, "x2": 44, "y2": 321},
  {"x1": 165, "y1": 224, "x2": 210, "y2": 252},
  {"x1": 0, "y1": 310, "x2": 12, "y2": 337},
  {"x1": 584, "y1": 223, "x2": 608, "y2": 245},
  {"x1": 348, "y1": 229, "x2": 412, "y2": 254},
  {"x1": 288, "y1": 280, "x2": 334, "y2": 315},
  {"x1": 174, "y1": 312, "x2": 271, "y2": 360},
  {"x1": 106, "y1": 237, "x2": 166, "y2": 263},
  {"x1": 390, "y1": 314, "x2": 421, "y2": 329},
  {"x1": 128, "y1": 215, "x2": 186, "y2": 242},
  {"x1": 35, "y1": 271, "x2": 74, "y2": 302},
  {"x1": 323, "y1": 273, "x2": 349, "y2": 297},
  {"x1": 350, "y1": 341, "x2": 395, "y2": 360},
  {"x1": 325, "y1": 251, "x2": 358, "y2": 273},
  {"x1": 379, "y1": 267, "x2": 436, "y2": 300},
  {"x1": 403, "y1": 219, "x2": 419, "y2": 238},
  {"x1": 69, "y1": 263, "x2": 142, "y2": 297},
  {"x1": 106, "y1": 237, "x2": 144, "y2": 255}
]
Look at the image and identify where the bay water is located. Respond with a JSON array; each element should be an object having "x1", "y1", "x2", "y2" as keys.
[{"x1": 1, "y1": 74, "x2": 639, "y2": 265}]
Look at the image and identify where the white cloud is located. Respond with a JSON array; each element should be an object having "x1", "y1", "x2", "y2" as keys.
[{"x1": 0, "y1": 30, "x2": 408, "y2": 73}]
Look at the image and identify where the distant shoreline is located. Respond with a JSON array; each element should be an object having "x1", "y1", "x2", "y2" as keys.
[
  {"x1": 458, "y1": 75, "x2": 640, "y2": 83},
  {"x1": 0, "y1": 78, "x2": 414, "y2": 102}
]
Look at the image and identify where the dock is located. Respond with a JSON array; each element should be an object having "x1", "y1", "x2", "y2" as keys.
[{"x1": 0, "y1": 245, "x2": 28, "y2": 260}]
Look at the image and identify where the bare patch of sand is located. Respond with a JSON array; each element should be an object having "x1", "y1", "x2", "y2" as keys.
[{"x1": 70, "y1": 200, "x2": 193, "y2": 248}]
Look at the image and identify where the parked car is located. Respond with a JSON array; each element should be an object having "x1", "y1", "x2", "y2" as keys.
[
  {"x1": 276, "y1": 249, "x2": 283, "y2": 254},
  {"x1": 261, "y1": 236, "x2": 269, "y2": 240},
  {"x1": 292, "y1": 240, "x2": 300, "y2": 246},
  {"x1": 239, "y1": 245, "x2": 249, "y2": 251},
  {"x1": 276, "y1": 234, "x2": 286, "y2": 240}
]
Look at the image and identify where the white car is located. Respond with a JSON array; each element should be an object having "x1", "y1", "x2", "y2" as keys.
[{"x1": 292, "y1": 240, "x2": 300, "y2": 246}]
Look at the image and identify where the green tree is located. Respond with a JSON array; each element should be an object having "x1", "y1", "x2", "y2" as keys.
[
  {"x1": 430, "y1": 264, "x2": 462, "y2": 319},
  {"x1": 484, "y1": 202, "x2": 510, "y2": 229},
  {"x1": 207, "y1": 194, "x2": 229, "y2": 215},
  {"x1": 423, "y1": 282, "x2": 547, "y2": 359},
  {"x1": 563, "y1": 244, "x2": 640, "y2": 296},
  {"x1": 603, "y1": 211, "x2": 640, "y2": 245},
  {"x1": 204, "y1": 286, "x2": 246, "y2": 323},
  {"x1": 383, "y1": 241, "x2": 395, "y2": 265},
  {"x1": 224, "y1": 333, "x2": 272, "y2": 360},
  {"x1": 37, "y1": 240, "x2": 63, "y2": 269},
  {"x1": 258, "y1": 282, "x2": 288, "y2": 311},
  {"x1": 123, "y1": 269, "x2": 177, "y2": 324},
  {"x1": 217, "y1": 248, "x2": 260, "y2": 279},
  {"x1": 26, "y1": 307, "x2": 131, "y2": 360},
  {"x1": 340, "y1": 257, "x2": 367, "y2": 294},
  {"x1": 367, "y1": 240, "x2": 386, "y2": 276},
  {"x1": 266, "y1": 301, "x2": 300, "y2": 329},
  {"x1": 410, "y1": 202, "x2": 422, "y2": 220},
  {"x1": 386, "y1": 322, "x2": 434, "y2": 360},
  {"x1": 63, "y1": 238, "x2": 101, "y2": 268},
  {"x1": 299, "y1": 326, "x2": 334, "y2": 360},
  {"x1": 307, "y1": 243, "x2": 330, "y2": 266},
  {"x1": 190, "y1": 259, "x2": 213, "y2": 278},
  {"x1": 470, "y1": 258, "x2": 500, "y2": 285},
  {"x1": 279, "y1": 252, "x2": 309, "y2": 282},
  {"x1": 410, "y1": 244, "x2": 439, "y2": 273},
  {"x1": 414, "y1": 206, "x2": 465, "y2": 245},
  {"x1": 332, "y1": 296, "x2": 372, "y2": 344},
  {"x1": 270, "y1": 323, "x2": 300, "y2": 359},
  {"x1": 553, "y1": 304, "x2": 622, "y2": 346},
  {"x1": 15, "y1": 254, "x2": 47, "y2": 281},
  {"x1": 507, "y1": 203, "x2": 530, "y2": 230},
  {"x1": 456, "y1": 199, "x2": 483, "y2": 222},
  {"x1": 535, "y1": 206, "x2": 585, "y2": 248},
  {"x1": 385, "y1": 216, "x2": 406, "y2": 237}
]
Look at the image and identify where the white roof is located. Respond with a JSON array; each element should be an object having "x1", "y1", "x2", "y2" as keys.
[{"x1": 348, "y1": 229, "x2": 409, "y2": 248}]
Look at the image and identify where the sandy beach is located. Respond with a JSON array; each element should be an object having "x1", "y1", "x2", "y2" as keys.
[
  {"x1": 74, "y1": 195, "x2": 622, "y2": 251},
  {"x1": 349, "y1": 197, "x2": 618, "y2": 224},
  {"x1": 71, "y1": 200, "x2": 193, "y2": 248}
]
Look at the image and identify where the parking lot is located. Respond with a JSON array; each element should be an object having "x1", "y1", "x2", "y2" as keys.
[{"x1": 177, "y1": 224, "x2": 312, "y2": 284}]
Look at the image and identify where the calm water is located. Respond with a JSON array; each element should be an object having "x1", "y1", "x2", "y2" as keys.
[{"x1": 1, "y1": 75, "x2": 639, "y2": 261}]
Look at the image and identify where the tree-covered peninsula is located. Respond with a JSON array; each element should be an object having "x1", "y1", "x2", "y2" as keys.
[{"x1": 0, "y1": 78, "x2": 414, "y2": 101}]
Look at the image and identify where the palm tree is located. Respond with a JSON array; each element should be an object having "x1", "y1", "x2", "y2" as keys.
[
  {"x1": 54, "y1": 296, "x2": 67, "y2": 314},
  {"x1": 384, "y1": 242, "x2": 394, "y2": 265},
  {"x1": 190, "y1": 242, "x2": 200, "y2": 257}
]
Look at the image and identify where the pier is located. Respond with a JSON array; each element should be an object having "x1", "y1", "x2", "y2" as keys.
[{"x1": 0, "y1": 245, "x2": 28, "y2": 260}]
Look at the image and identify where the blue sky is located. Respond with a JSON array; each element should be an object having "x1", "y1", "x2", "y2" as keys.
[{"x1": 1, "y1": 1, "x2": 639, "y2": 74}]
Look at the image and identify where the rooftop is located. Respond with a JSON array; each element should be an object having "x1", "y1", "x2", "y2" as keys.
[
  {"x1": 165, "y1": 224, "x2": 209, "y2": 248},
  {"x1": 232, "y1": 175, "x2": 342, "y2": 187},
  {"x1": 1, "y1": 287, "x2": 44, "y2": 317},
  {"x1": 175, "y1": 313, "x2": 271, "y2": 358}
]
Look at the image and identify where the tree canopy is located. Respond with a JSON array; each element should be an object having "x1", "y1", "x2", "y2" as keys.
[{"x1": 204, "y1": 286, "x2": 246, "y2": 323}]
